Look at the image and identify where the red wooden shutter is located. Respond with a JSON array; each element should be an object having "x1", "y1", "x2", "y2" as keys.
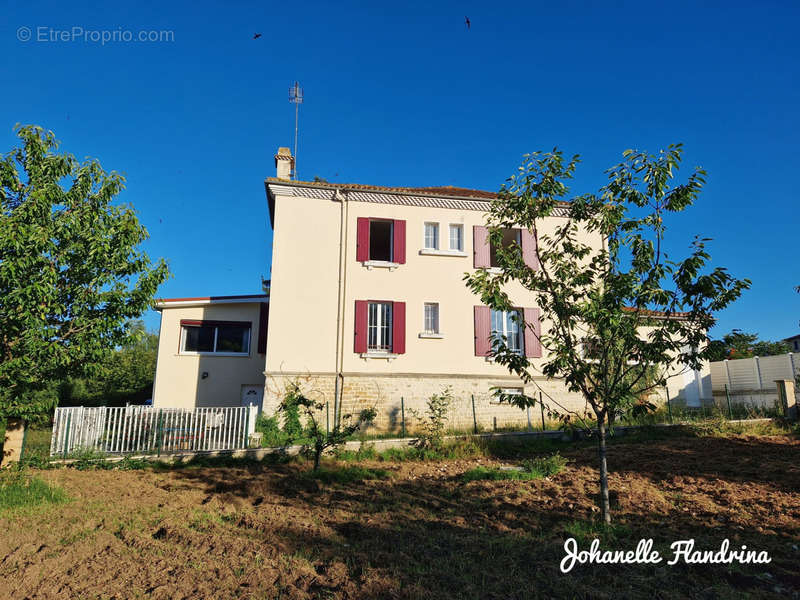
[
  {"x1": 393, "y1": 219, "x2": 406, "y2": 264},
  {"x1": 473, "y1": 226, "x2": 490, "y2": 268},
  {"x1": 523, "y1": 307, "x2": 542, "y2": 358},
  {"x1": 354, "y1": 300, "x2": 368, "y2": 353},
  {"x1": 474, "y1": 305, "x2": 491, "y2": 356},
  {"x1": 356, "y1": 218, "x2": 370, "y2": 262},
  {"x1": 257, "y1": 303, "x2": 269, "y2": 354},
  {"x1": 392, "y1": 301, "x2": 406, "y2": 354},
  {"x1": 521, "y1": 229, "x2": 540, "y2": 270}
]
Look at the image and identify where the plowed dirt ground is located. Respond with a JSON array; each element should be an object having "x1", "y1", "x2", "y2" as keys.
[{"x1": 2, "y1": 430, "x2": 798, "y2": 599}]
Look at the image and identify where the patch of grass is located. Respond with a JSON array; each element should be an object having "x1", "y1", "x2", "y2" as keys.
[
  {"x1": 462, "y1": 453, "x2": 567, "y2": 482},
  {"x1": 305, "y1": 465, "x2": 391, "y2": 484},
  {"x1": 562, "y1": 519, "x2": 632, "y2": 545},
  {"x1": 0, "y1": 469, "x2": 69, "y2": 511}
]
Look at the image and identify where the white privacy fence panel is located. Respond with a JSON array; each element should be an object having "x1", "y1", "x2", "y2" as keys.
[
  {"x1": 51, "y1": 405, "x2": 258, "y2": 457},
  {"x1": 709, "y1": 361, "x2": 729, "y2": 392},
  {"x1": 758, "y1": 354, "x2": 794, "y2": 387},
  {"x1": 710, "y1": 354, "x2": 798, "y2": 409}
]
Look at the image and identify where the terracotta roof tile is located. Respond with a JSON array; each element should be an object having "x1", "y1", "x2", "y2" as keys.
[{"x1": 267, "y1": 178, "x2": 498, "y2": 201}]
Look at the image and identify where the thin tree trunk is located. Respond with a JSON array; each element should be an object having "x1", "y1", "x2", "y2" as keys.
[
  {"x1": 598, "y1": 416, "x2": 611, "y2": 524},
  {"x1": 314, "y1": 446, "x2": 321, "y2": 471}
]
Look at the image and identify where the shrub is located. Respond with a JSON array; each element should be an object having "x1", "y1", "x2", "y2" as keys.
[
  {"x1": 254, "y1": 414, "x2": 289, "y2": 447},
  {"x1": 411, "y1": 387, "x2": 453, "y2": 450},
  {"x1": 279, "y1": 381, "x2": 376, "y2": 470}
]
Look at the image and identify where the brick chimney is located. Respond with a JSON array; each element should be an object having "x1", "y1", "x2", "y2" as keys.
[{"x1": 275, "y1": 147, "x2": 294, "y2": 179}]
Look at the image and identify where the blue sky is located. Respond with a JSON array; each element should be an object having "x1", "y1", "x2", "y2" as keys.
[{"x1": 2, "y1": 1, "x2": 798, "y2": 340}]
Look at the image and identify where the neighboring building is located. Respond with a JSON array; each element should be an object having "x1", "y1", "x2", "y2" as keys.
[
  {"x1": 784, "y1": 334, "x2": 800, "y2": 353},
  {"x1": 152, "y1": 295, "x2": 268, "y2": 410}
]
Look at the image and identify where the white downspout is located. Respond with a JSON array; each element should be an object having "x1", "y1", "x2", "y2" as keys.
[{"x1": 333, "y1": 188, "x2": 349, "y2": 425}]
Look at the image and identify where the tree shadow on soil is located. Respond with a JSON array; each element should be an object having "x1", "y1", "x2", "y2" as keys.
[{"x1": 166, "y1": 451, "x2": 800, "y2": 599}]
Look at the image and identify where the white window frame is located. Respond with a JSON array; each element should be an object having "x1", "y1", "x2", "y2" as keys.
[
  {"x1": 449, "y1": 223, "x2": 464, "y2": 252},
  {"x1": 418, "y1": 221, "x2": 467, "y2": 257},
  {"x1": 420, "y1": 302, "x2": 442, "y2": 338},
  {"x1": 367, "y1": 301, "x2": 393, "y2": 353},
  {"x1": 490, "y1": 309, "x2": 524, "y2": 356},
  {"x1": 180, "y1": 323, "x2": 251, "y2": 356},
  {"x1": 423, "y1": 222, "x2": 439, "y2": 250}
]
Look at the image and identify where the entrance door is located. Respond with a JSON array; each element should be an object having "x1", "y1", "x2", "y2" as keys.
[{"x1": 241, "y1": 385, "x2": 264, "y2": 411}]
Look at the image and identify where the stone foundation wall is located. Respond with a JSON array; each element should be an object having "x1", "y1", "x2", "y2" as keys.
[{"x1": 263, "y1": 372, "x2": 619, "y2": 434}]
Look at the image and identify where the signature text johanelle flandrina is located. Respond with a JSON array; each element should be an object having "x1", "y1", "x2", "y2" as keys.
[{"x1": 560, "y1": 538, "x2": 771, "y2": 574}]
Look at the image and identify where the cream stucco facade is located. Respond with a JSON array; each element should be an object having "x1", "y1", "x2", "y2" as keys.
[
  {"x1": 152, "y1": 296, "x2": 268, "y2": 410},
  {"x1": 262, "y1": 172, "x2": 709, "y2": 432},
  {"x1": 150, "y1": 151, "x2": 709, "y2": 429}
]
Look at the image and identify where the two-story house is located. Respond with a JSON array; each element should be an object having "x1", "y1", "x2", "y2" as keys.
[{"x1": 152, "y1": 147, "x2": 708, "y2": 430}]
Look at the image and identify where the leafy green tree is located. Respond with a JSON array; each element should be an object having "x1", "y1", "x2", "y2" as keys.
[
  {"x1": 706, "y1": 329, "x2": 789, "y2": 361},
  {"x1": 58, "y1": 320, "x2": 159, "y2": 407},
  {"x1": 0, "y1": 125, "x2": 169, "y2": 423},
  {"x1": 465, "y1": 145, "x2": 749, "y2": 523}
]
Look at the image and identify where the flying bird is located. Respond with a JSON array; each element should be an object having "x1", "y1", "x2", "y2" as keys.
[
  {"x1": 253, "y1": 33, "x2": 262, "y2": 39},
  {"x1": 465, "y1": 16, "x2": 470, "y2": 29}
]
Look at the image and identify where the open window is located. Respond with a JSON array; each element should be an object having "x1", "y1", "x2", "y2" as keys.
[
  {"x1": 369, "y1": 221, "x2": 393, "y2": 262},
  {"x1": 357, "y1": 218, "x2": 406, "y2": 265},
  {"x1": 490, "y1": 229, "x2": 521, "y2": 268}
]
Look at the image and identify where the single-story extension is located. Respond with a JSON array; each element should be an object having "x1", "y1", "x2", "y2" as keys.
[{"x1": 152, "y1": 294, "x2": 268, "y2": 410}]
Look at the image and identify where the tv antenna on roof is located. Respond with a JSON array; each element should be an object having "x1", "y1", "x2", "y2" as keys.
[{"x1": 288, "y1": 81, "x2": 303, "y2": 180}]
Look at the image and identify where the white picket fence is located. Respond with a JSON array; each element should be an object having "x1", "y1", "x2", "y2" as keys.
[{"x1": 50, "y1": 405, "x2": 258, "y2": 457}]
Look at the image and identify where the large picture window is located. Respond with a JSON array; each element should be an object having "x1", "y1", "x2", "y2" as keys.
[
  {"x1": 181, "y1": 321, "x2": 251, "y2": 355},
  {"x1": 490, "y1": 309, "x2": 523, "y2": 355},
  {"x1": 367, "y1": 302, "x2": 393, "y2": 352}
]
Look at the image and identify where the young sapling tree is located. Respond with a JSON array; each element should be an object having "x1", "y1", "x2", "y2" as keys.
[
  {"x1": 279, "y1": 382, "x2": 376, "y2": 471},
  {"x1": 465, "y1": 145, "x2": 749, "y2": 523}
]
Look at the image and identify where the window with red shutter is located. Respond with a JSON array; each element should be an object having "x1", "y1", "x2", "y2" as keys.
[
  {"x1": 523, "y1": 307, "x2": 542, "y2": 358},
  {"x1": 392, "y1": 220, "x2": 406, "y2": 264},
  {"x1": 356, "y1": 218, "x2": 370, "y2": 262},
  {"x1": 474, "y1": 305, "x2": 491, "y2": 356},
  {"x1": 392, "y1": 301, "x2": 405, "y2": 353},
  {"x1": 354, "y1": 300, "x2": 368, "y2": 353},
  {"x1": 521, "y1": 230, "x2": 540, "y2": 270},
  {"x1": 473, "y1": 226, "x2": 490, "y2": 268}
]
